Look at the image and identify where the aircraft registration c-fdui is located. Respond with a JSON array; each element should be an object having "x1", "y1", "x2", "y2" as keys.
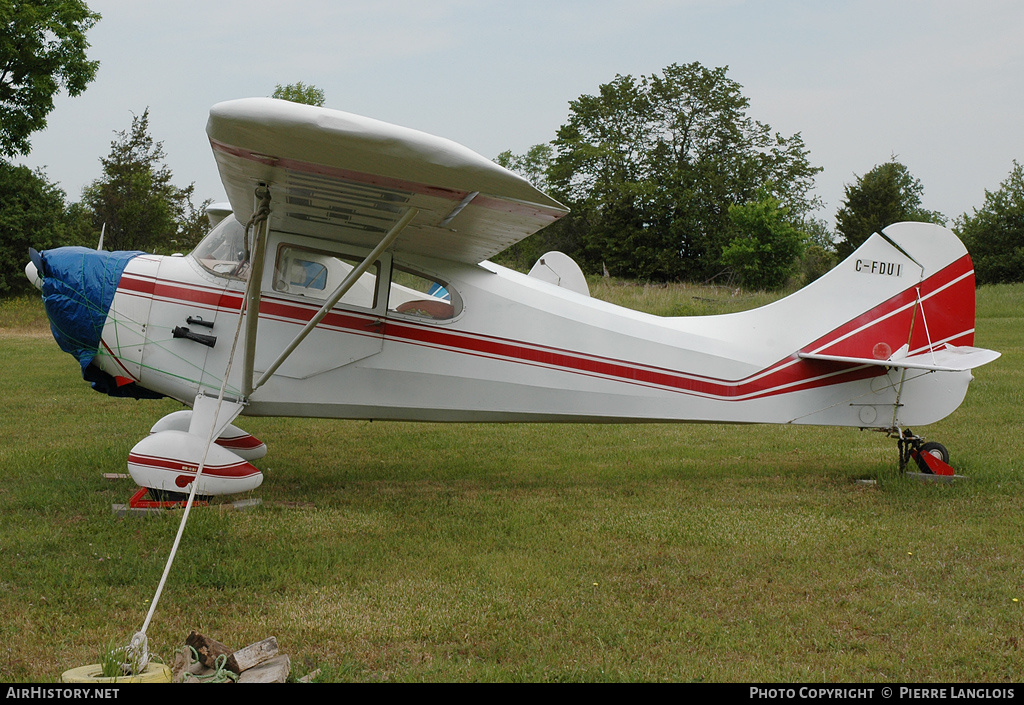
[{"x1": 26, "y1": 98, "x2": 1000, "y2": 501}]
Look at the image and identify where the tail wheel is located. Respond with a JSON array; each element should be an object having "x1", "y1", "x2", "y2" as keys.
[{"x1": 920, "y1": 441, "x2": 950, "y2": 465}]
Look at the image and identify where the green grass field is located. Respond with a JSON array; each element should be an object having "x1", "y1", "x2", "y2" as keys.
[{"x1": 0, "y1": 282, "x2": 1021, "y2": 683}]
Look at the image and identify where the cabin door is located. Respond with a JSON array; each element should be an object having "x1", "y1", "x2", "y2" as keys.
[{"x1": 252, "y1": 236, "x2": 387, "y2": 379}]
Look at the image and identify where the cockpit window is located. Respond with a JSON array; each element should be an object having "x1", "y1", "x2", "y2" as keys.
[
  {"x1": 388, "y1": 266, "x2": 461, "y2": 320},
  {"x1": 284, "y1": 259, "x2": 328, "y2": 290},
  {"x1": 273, "y1": 244, "x2": 379, "y2": 309},
  {"x1": 192, "y1": 215, "x2": 249, "y2": 279}
]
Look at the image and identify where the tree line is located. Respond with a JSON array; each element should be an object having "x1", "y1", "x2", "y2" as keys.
[
  {"x1": 1, "y1": 2, "x2": 1021, "y2": 298},
  {"x1": 495, "y1": 64, "x2": 1024, "y2": 290},
  {"x1": 0, "y1": 1, "x2": 209, "y2": 296}
]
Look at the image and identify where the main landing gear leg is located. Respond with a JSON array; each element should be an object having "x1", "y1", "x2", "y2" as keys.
[
  {"x1": 895, "y1": 428, "x2": 955, "y2": 477},
  {"x1": 125, "y1": 395, "x2": 266, "y2": 503}
]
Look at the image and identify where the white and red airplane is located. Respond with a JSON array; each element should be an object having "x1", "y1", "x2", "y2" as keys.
[{"x1": 27, "y1": 98, "x2": 999, "y2": 502}]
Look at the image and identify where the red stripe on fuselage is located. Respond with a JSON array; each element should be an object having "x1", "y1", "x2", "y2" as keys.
[
  {"x1": 112, "y1": 256, "x2": 976, "y2": 401},
  {"x1": 118, "y1": 273, "x2": 244, "y2": 312}
]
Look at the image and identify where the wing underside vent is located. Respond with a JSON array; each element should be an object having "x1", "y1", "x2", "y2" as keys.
[{"x1": 282, "y1": 171, "x2": 413, "y2": 234}]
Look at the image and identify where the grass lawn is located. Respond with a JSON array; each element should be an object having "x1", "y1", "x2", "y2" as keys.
[{"x1": 0, "y1": 282, "x2": 1021, "y2": 682}]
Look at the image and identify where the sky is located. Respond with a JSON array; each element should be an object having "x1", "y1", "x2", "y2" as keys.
[{"x1": 16, "y1": 0, "x2": 1024, "y2": 228}]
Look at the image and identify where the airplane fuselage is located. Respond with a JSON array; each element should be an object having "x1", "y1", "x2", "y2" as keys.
[{"x1": 88, "y1": 219, "x2": 977, "y2": 431}]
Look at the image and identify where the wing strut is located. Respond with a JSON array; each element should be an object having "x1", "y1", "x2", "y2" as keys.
[
  {"x1": 249, "y1": 207, "x2": 420, "y2": 394},
  {"x1": 241, "y1": 186, "x2": 273, "y2": 399}
]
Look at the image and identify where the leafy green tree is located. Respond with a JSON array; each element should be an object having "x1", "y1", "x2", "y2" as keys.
[
  {"x1": 0, "y1": 160, "x2": 91, "y2": 295},
  {"x1": 799, "y1": 243, "x2": 838, "y2": 285},
  {"x1": 956, "y1": 161, "x2": 1024, "y2": 284},
  {"x1": 801, "y1": 216, "x2": 837, "y2": 253},
  {"x1": 795, "y1": 217, "x2": 838, "y2": 283},
  {"x1": 549, "y1": 62, "x2": 822, "y2": 281},
  {"x1": 834, "y1": 159, "x2": 945, "y2": 259},
  {"x1": 721, "y1": 191, "x2": 805, "y2": 290},
  {"x1": 0, "y1": 0, "x2": 101, "y2": 157},
  {"x1": 495, "y1": 143, "x2": 553, "y2": 194},
  {"x1": 80, "y1": 108, "x2": 207, "y2": 253},
  {"x1": 272, "y1": 82, "x2": 325, "y2": 107},
  {"x1": 492, "y1": 144, "x2": 575, "y2": 271}
]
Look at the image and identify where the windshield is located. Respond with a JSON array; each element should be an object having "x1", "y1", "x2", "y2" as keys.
[{"x1": 192, "y1": 215, "x2": 249, "y2": 279}]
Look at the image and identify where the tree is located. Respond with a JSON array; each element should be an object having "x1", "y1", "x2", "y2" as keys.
[
  {"x1": 548, "y1": 62, "x2": 822, "y2": 281},
  {"x1": 495, "y1": 143, "x2": 553, "y2": 194},
  {"x1": 80, "y1": 108, "x2": 207, "y2": 253},
  {"x1": 792, "y1": 217, "x2": 838, "y2": 284},
  {"x1": 834, "y1": 159, "x2": 945, "y2": 259},
  {"x1": 0, "y1": 160, "x2": 91, "y2": 296},
  {"x1": 492, "y1": 144, "x2": 571, "y2": 271},
  {"x1": 720, "y1": 191, "x2": 806, "y2": 290},
  {"x1": 272, "y1": 82, "x2": 325, "y2": 107},
  {"x1": 0, "y1": 0, "x2": 101, "y2": 157},
  {"x1": 956, "y1": 161, "x2": 1024, "y2": 284},
  {"x1": 801, "y1": 216, "x2": 837, "y2": 253},
  {"x1": 799, "y1": 243, "x2": 837, "y2": 285}
]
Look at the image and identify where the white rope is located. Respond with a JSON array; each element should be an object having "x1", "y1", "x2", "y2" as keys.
[
  {"x1": 126, "y1": 196, "x2": 271, "y2": 670},
  {"x1": 915, "y1": 286, "x2": 939, "y2": 366}
]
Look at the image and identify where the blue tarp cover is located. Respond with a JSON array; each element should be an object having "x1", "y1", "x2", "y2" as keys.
[{"x1": 38, "y1": 247, "x2": 167, "y2": 398}]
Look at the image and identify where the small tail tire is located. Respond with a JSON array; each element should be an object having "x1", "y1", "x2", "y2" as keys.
[{"x1": 920, "y1": 441, "x2": 950, "y2": 465}]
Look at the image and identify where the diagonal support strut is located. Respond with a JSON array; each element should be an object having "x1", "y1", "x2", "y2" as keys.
[{"x1": 249, "y1": 207, "x2": 419, "y2": 394}]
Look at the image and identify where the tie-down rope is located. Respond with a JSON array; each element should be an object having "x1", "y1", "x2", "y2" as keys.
[{"x1": 123, "y1": 192, "x2": 271, "y2": 673}]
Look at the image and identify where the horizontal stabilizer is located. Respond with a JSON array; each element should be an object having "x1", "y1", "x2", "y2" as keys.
[
  {"x1": 528, "y1": 251, "x2": 590, "y2": 296},
  {"x1": 799, "y1": 345, "x2": 1001, "y2": 373}
]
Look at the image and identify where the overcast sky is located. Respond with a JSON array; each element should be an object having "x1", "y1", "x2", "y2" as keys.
[{"x1": 16, "y1": 0, "x2": 1024, "y2": 228}]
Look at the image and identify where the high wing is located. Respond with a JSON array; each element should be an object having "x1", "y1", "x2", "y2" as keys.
[{"x1": 206, "y1": 98, "x2": 568, "y2": 264}]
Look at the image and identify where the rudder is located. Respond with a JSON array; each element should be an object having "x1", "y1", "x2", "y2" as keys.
[
  {"x1": 799, "y1": 221, "x2": 978, "y2": 365},
  {"x1": 786, "y1": 222, "x2": 997, "y2": 428}
]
